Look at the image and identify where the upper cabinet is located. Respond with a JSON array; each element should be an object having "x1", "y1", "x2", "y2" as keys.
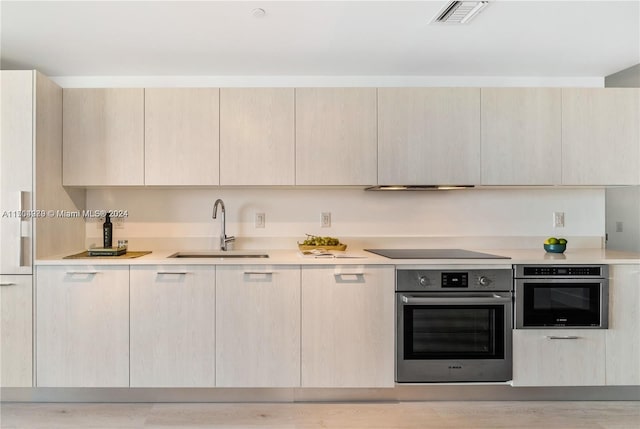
[
  {"x1": 63, "y1": 88, "x2": 144, "y2": 186},
  {"x1": 145, "y1": 88, "x2": 220, "y2": 185},
  {"x1": 295, "y1": 88, "x2": 377, "y2": 185},
  {"x1": 562, "y1": 88, "x2": 640, "y2": 185},
  {"x1": 378, "y1": 88, "x2": 481, "y2": 185},
  {"x1": 220, "y1": 88, "x2": 295, "y2": 185},
  {"x1": 60, "y1": 85, "x2": 640, "y2": 187},
  {"x1": 481, "y1": 88, "x2": 562, "y2": 185}
]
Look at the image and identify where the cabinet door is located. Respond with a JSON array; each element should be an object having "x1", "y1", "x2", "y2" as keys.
[
  {"x1": 130, "y1": 265, "x2": 216, "y2": 387},
  {"x1": 63, "y1": 88, "x2": 144, "y2": 186},
  {"x1": 301, "y1": 266, "x2": 394, "y2": 388},
  {"x1": 562, "y1": 88, "x2": 640, "y2": 185},
  {"x1": 0, "y1": 70, "x2": 33, "y2": 274},
  {"x1": 220, "y1": 88, "x2": 294, "y2": 185},
  {"x1": 36, "y1": 266, "x2": 129, "y2": 387},
  {"x1": 296, "y1": 88, "x2": 377, "y2": 185},
  {"x1": 0, "y1": 275, "x2": 32, "y2": 387},
  {"x1": 512, "y1": 329, "x2": 605, "y2": 386},
  {"x1": 145, "y1": 88, "x2": 220, "y2": 185},
  {"x1": 606, "y1": 264, "x2": 640, "y2": 385},
  {"x1": 378, "y1": 88, "x2": 480, "y2": 185},
  {"x1": 216, "y1": 265, "x2": 300, "y2": 387},
  {"x1": 481, "y1": 88, "x2": 562, "y2": 185}
]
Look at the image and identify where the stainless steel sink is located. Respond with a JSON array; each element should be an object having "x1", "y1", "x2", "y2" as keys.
[{"x1": 168, "y1": 251, "x2": 269, "y2": 259}]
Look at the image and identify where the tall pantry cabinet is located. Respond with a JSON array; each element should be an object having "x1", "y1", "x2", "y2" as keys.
[{"x1": 0, "y1": 70, "x2": 85, "y2": 388}]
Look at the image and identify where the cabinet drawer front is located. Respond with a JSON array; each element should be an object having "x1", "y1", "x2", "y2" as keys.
[
  {"x1": 130, "y1": 265, "x2": 215, "y2": 387},
  {"x1": 301, "y1": 266, "x2": 395, "y2": 388},
  {"x1": 0, "y1": 275, "x2": 33, "y2": 387},
  {"x1": 216, "y1": 266, "x2": 300, "y2": 387},
  {"x1": 512, "y1": 329, "x2": 606, "y2": 387},
  {"x1": 606, "y1": 265, "x2": 640, "y2": 385},
  {"x1": 36, "y1": 265, "x2": 129, "y2": 387}
]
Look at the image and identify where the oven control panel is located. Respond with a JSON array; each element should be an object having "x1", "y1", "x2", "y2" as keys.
[
  {"x1": 441, "y1": 272, "x2": 468, "y2": 288},
  {"x1": 397, "y1": 269, "x2": 513, "y2": 292}
]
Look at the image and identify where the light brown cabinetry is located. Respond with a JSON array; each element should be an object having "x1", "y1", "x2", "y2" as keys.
[
  {"x1": 0, "y1": 275, "x2": 32, "y2": 387},
  {"x1": 145, "y1": 88, "x2": 220, "y2": 185},
  {"x1": 512, "y1": 329, "x2": 606, "y2": 386},
  {"x1": 216, "y1": 265, "x2": 300, "y2": 387},
  {"x1": 301, "y1": 265, "x2": 395, "y2": 387},
  {"x1": 606, "y1": 264, "x2": 640, "y2": 385},
  {"x1": 296, "y1": 88, "x2": 377, "y2": 185},
  {"x1": 481, "y1": 88, "x2": 562, "y2": 185},
  {"x1": 36, "y1": 265, "x2": 130, "y2": 387},
  {"x1": 220, "y1": 88, "x2": 295, "y2": 185},
  {"x1": 1, "y1": 71, "x2": 33, "y2": 274},
  {"x1": 63, "y1": 88, "x2": 144, "y2": 186},
  {"x1": 378, "y1": 88, "x2": 481, "y2": 185},
  {"x1": 562, "y1": 88, "x2": 640, "y2": 185},
  {"x1": 130, "y1": 265, "x2": 216, "y2": 387}
]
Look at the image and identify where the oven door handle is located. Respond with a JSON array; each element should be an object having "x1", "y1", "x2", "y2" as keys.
[{"x1": 401, "y1": 294, "x2": 512, "y2": 305}]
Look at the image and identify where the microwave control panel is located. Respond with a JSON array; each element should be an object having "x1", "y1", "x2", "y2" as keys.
[{"x1": 520, "y1": 266, "x2": 605, "y2": 277}]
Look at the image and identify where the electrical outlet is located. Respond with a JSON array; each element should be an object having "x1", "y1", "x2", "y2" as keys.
[
  {"x1": 616, "y1": 221, "x2": 623, "y2": 232},
  {"x1": 255, "y1": 212, "x2": 265, "y2": 228},
  {"x1": 553, "y1": 212, "x2": 565, "y2": 228},
  {"x1": 321, "y1": 212, "x2": 331, "y2": 228}
]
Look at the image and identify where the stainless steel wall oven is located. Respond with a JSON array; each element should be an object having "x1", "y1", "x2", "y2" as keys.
[{"x1": 396, "y1": 267, "x2": 513, "y2": 383}]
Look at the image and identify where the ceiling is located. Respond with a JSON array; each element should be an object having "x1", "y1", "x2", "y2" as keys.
[{"x1": 1, "y1": 1, "x2": 639, "y2": 78}]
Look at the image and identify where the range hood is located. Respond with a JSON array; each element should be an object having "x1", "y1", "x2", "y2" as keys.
[{"x1": 365, "y1": 185, "x2": 475, "y2": 191}]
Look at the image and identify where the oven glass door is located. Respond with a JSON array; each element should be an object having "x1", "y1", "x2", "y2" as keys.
[
  {"x1": 402, "y1": 302, "x2": 506, "y2": 360},
  {"x1": 520, "y1": 282, "x2": 602, "y2": 327}
]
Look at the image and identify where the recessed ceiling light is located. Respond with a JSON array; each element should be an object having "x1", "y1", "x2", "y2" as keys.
[
  {"x1": 252, "y1": 8, "x2": 266, "y2": 18},
  {"x1": 432, "y1": 1, "x2": 489, "y2": 24}
]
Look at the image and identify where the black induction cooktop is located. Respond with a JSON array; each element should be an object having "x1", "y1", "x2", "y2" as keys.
[{"x1": 364, "y1": 249, "x2": 511, "y2": 260}]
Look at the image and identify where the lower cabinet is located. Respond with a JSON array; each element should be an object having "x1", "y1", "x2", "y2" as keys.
[
  {"x1": 512, "y1": 329, "x2": 606, "y2": 386},
  {"x1": 301, "y1": 265, "x2": 395, "y2": 388},
  {"x1": 36, "y1": 266, "x2": 129, "y2": 387},
  {"x1": 0, "y1": 275, "x2": 32, "y2": 387},
  {"x1": 606, "y1": 264, "x2": 640, "y2": 385},
  {"x1": 215, "y1": 265, "x2": 300, "y2": 387},
  {"x1": 130, "y1": 265, "x2": 216, "y2": 387}
]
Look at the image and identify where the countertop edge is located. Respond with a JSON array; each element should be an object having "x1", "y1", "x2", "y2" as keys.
[{"x1": 34, "y1": 249, "x2": 640, "y2": 266}]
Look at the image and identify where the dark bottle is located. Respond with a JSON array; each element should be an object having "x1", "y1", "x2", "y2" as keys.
[{"x1": 103, "y1": 213, "x2": 113, "y2": 248}]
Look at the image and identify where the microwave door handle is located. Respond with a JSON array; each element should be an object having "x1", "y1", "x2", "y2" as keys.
[{"x1": 401, "y1": 295, "x2": 512, "y2": 305}]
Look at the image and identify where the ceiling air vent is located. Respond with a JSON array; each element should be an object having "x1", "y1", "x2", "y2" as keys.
[{"x1": 433, "y1": 1, "x2": 489, "y2": 24}]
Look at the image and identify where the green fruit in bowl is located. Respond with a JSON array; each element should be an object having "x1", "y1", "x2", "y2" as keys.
[{"x1": 558, "y1": 238, "x2": 568, "y2": 245}]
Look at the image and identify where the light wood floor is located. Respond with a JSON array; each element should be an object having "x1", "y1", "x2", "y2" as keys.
[{"x1": 1, "y1": 401, "x2": 639, "y2": 428}]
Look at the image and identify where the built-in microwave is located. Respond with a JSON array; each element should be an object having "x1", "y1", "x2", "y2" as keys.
[{"x1": 514, "y1": 265, "x2": 608, "y2": 329}]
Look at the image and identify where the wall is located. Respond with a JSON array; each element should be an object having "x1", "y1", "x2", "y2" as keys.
[
  {"x1": 605, "y1": 63, "x2": 640, "y2": 252},
  {"x1": 605, "y1": 64, "x2": 640, "y2": 88},
  {"x1": 84, "y1": 188, "x2": 605, "y2": 251},
  {"x1": 605, "y1": 187, "x2": 640, "y2": 252}
]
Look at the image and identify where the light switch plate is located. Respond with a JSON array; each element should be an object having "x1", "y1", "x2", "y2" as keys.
[
  {"x1": 321, "y1": 212, "x2": 331, "y2": 228},
  {"x1": 255, "y1": 212, "x2": 265, "y2": 228},
  {"x1": 553, "y1": 212, "x2": 565, "y2": 228}
]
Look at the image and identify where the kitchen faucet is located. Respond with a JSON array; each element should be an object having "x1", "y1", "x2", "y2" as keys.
[{"x1": 212, "y1": 199, "x2": 235, "y2": 251}]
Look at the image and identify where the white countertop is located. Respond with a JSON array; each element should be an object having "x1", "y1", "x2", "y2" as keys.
[{"x1": 35, "y1": 248, "x2": 640, "y2": 266}]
